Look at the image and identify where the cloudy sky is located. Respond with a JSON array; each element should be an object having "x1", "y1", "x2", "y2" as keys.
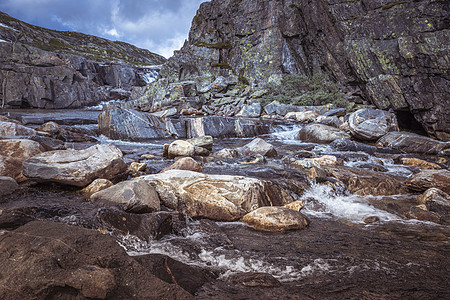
[{"x1": 0, "y1": 0, "x2": 206, "y2": 58}]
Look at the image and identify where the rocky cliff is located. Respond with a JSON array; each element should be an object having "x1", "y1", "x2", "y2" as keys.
[
  {"x1": 159, "y1": 0, "x2": 449, "y2": 141},
  {"x1": 0, "y1": 11, "x2": 166, "y2": 109}
]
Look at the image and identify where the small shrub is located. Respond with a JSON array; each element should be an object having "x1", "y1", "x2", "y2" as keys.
[{"x1": 260, "y1": 73, "x2": 348, "y2": 108}]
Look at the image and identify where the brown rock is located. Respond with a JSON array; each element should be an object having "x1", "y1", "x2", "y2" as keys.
[
  {"x1": 168, "y1": 140, "x2": 195, "y2": 158},
  {"x1": 324, "y1": 165, "x2": 408, "y2": 196},
  {"x1": 130, "y1": 162, "x2": 147, "y2": 172},
  {"x1": 242, "y1": 206, "x2": 310, "y2": 232},
  {"x1": 0, "y1": 221, "x2": 193, "y2": 299},
  {"x1": 284, "y1": 201, "x2": 305, "y2": 212},
  {"x1": 298, "y1": 124, "x2": 350, "y2": 144},
  {"x1": 405, "y1": 170, "x2": 450, "y2": 194},
  {"x1": 162, "y1": 157, "x2": 203, "y2": 173},
  {"x1": 81, "y1": 178, "x2": 114, "y2": 196},
  {"x1": 0, "y1": 176, "x2": 19, "y2": 198},
  {"x1": 0, "y1": 139, "x2": 44, "y2": 181},
  {"x1": 401, "y1": 158, "x2": 442, "y2": 170}
]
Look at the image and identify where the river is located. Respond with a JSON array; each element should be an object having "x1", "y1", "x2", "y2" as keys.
[{"x1": 2, "y1": 106, "x2": 449, "y2": 299}]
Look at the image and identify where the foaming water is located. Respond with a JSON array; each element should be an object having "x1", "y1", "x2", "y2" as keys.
[
  {"x1": 84, "y1": 99, "x2": 124, "y2": 111},
  {"x1": 118, "y1": 221, "x2": 340, "y2": 282},
  {"x1": 270, "y1": 124, "x2": 303, "y2": 140},
  {"x1": 96, "y1": 135, "x2": 162, "y2": 148},
  {"x1": 301, "y1": 183, "x2": 402, "y2": 223},
  {"x1": 345, "y1": 156, "x2": 413, "y2": 177}
]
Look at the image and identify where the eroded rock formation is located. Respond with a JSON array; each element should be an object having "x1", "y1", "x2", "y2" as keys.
[{"x1": 159, "y1": 0, "x2": 449, "y2": 140}]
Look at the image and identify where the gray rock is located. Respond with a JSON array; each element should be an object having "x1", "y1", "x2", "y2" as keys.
[
  {"x1": 187, "y1": 135, "x2": 214, "y2": 151},
  {"x1": 22, "y1": 144, "x2": 127, "y2": 187},
  {"x1": 348, "y1": 109, "x2": 398, "y2": 141},
  {"x1": 316, "y1": 116, "x2": 343, "y2": 128},
  {"x1": 298, "y1": 124, "x2": 350, "y2": 144},
  {"x1": 0, "y1": 176, "x2": 19, "y2": 197},
  {"x1": 98, "y1": 107, "x2": 184, "y2": 141},
  {"x1": 0, "y1": 122, "x2": 37, "y2": 137},
  {"x1": 239, "y1": 138, "x2": 277, "y2": 158},
  {"x1": 377, "y1": 132, "x2": 450, "y2": 155},
  {"x1": 91, "y1": 179, "x2": 160, "y2": 213},
  {"x1": 236, "y1": 103, "x2": 262, "y2": 118},
  {"x1": 168, "y1": 140, "x2": 195, "y2": 158},
  {"x1": 331, "y1": 138, "x2": 400, "y2": 155}
]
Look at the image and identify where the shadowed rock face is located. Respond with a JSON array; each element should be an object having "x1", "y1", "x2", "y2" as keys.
[
  {"x1": 159, "y1": 0, "x2": 449, "y2": 140},
  {"x1": 0, "y1": 11, "x2": 166, "y2": 109}
]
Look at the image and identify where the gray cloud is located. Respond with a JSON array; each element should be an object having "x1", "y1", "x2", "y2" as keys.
[{"x1": 0, "y1": 0, "x2": 205, "y2": 58}]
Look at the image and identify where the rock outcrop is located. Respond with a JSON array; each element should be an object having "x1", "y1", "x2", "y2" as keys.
[
  {"x1": 0, "y1": 11, "x2": 166, "y2": 109},
  {"x1": 157, "y1": 0, "x2": 449, "y2": 140}
]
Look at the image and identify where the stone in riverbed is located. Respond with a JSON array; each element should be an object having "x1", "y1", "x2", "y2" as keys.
[
  {"x1": 242, "y1": 206, "x2": 310, "y2": 232},
  {"x1": 129, "y1": 162, "x2": 147, "y2": 172},
  {"x1": 331, "y1": 138, "x2": 401, "y2": 155},
  {"x1": 81, "y1": 178, "x2": 114, "y2": 196},
  {"x1": 162, "y1": 157, "x2": 203, "y2": 173},
  {"x1": 0, "y1": 176, "x2": 19, "y2": 197},
  {"x1": 91, "y1": 179, "x2": 160, "y2": 213},
  {"x1": 0, "y1": 121, "x2": 37, "y2": 137},
  {"x1": 168, "y1": 140, "x2": 196, "y2": 158},
  {"x1": 405, "y1": 170, "x2": 450, "y2": 194},
  {"x1": 348, "y1": 108, "x2": 398, "y2": 141},
  {"x1": 298, "y1": 124, "x2": 350, "y2": 144},
  {"x1": 376, "y1": 132, "x2": 450, "y2": 155},
  {"x1": 417, "y1": 188, "x2": 450, "y2": 218},
  {"x1": 187, "y1": 135, "x2": 214, "y2": 150},
  {"x1": 401, "y1": 158, "x2": 442, "y2": 170},
  {"x1": 0, "y1": 139, "x2": 45, "y2": 182},
  {"x1": 239, "y1": 138, "x2": 277, "y2": 158},
  {"x1": 229, "y1": 272, "x2": 281, "y2": 288},
  {"x1": 285, "y1": 111, "x2": 318, "y2": 123},
  {"x1": 213, "y1": 148, "x2": 239, "y2": 159},
  {"x1": 22, "y1": 144, "x2": 127, "y2": 187},
  {"x1": 142, "y1": 170, "x2": 294, "y2": 221},
  {"x1": 97, "y1": 209, "x2": 173, "y2": 241},
  {"x1": 324, "y1": 165, "x2": 408, "y2": 196}
]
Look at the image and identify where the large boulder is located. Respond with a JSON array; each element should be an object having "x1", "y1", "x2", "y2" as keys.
[
  {"x1": 0, "y1": 139, "x2": 44, "y2": 181},
  {"x1": 142, "y1": 170, "x2": 295, "y2": 221},
  {"x1": 376, "y1": 132, "x2": 450, "y2": 155},
  {"x1": 324, "y1": 165, "x2": 408, "y2": 196},
  {"x1": 348, "y1": 109, "x2": 398, "y2": 141},
  {"x1": 405, "y1": 170, "x2": 450, "y2": 194},
  {"x1": 91, "y1": 179, "x2": 161, "y2": 213},
  {"x1": 186, "y1": 116, "x2": 270, "y2": 138},
  {"x1": 22, "y1": 144, "x2": 127, "y2": 187},
  {"x1": 239, "y1": 138, "x2": 277, "y2": 158},
  {"x1": 242, "y1": 206, "x2": 310, "y2": 231},
  {"x1": 298, "y1": 124, "x2": 350, "y2": 144},
  {"x1": 0, "y1": 121, "x2": 37, "y2": 137},
  {"x1": 168, "y1": 140, "x2": 196, "y2": 158},
  {"x1": 98, "y1": 107, "x2": 184, "y2": 141},
  {"x1": 0, "y1": 221, "x2": 193, "y2": 299},
  {"x1": 236, "y1": 103, "x2": 262, "y2": 118}
]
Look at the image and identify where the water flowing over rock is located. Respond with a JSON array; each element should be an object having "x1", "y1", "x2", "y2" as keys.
[
  {"x1": 298, "y1": 124, "x2": 350, "y2": 144},
  {"x1": 0, "y1": 12, "x2": 165, "y2": 109},
  {"x1": 0, "y1": 221, "x2": 193, "y2": 299},
  {"x1": 22, "y1": 144, "x2": 127, "y2": 187},
  {"x1": 348, "y1": 109, "x2": 398, "y2": 141},
  {"x1": 158, "y1": 0, "x2": 449, "y2": 140},
  {"x1": 142, "y1": 170, "x2": 295, "y2": 221},
  {"x1": 405, "y1": 170, "x2": 450, "y2": 194},
  {"x1": 242, "y1": 206, "x2": 310, "y2": 232},
  {"x1": 377, "y1": 132, "x2": 450, "y2": 155}
]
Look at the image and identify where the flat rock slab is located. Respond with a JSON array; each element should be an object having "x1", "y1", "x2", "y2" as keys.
[
  {"x1": 377, "y1": 132, "x2": 450, "y2": 155},
  {"x1": 22, "y1": 144, "x2": 127, "y2": 187}
]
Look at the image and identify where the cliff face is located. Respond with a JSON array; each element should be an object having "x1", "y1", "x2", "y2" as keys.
[
  {"x1": 160, "y1": 0, "x2": 450, "y2": 141},
  {"x1": 0, "y1": 11, "x2": 166, "y2": 109}
]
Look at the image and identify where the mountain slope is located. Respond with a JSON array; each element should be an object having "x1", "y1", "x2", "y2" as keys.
[
  {"x1": 0, "y1": 11, "x2": 166, "y2": 109},
  {"x1": 159, "y1": 0, "x2": 450, "y2": 141}
]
